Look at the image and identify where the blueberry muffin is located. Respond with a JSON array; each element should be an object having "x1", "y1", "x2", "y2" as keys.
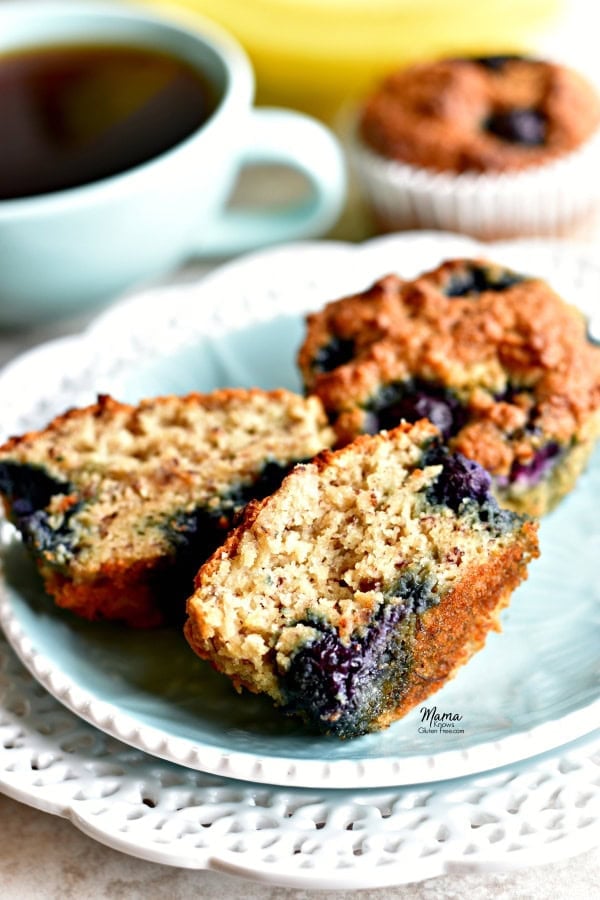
[
  {"x1": 0, "y1": 390, "x2": 334, "y2": 627},
  {"x1": 298, "y1": 258, "x2": 600, "y2": 517},
  {"x1": 185, "y1": 420, "x2": 539, "y2": 738},
  {"x1": 353, "y1": 55, "x2": 600, "y2": 238}
]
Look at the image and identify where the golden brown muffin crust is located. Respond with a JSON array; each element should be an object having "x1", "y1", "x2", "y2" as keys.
[
  {"x1": 300, "y1": 259, "x2": 600, "y2": 481},
  {"x1": 360, "y1": 56, "x2": 600, "y2": 173}
]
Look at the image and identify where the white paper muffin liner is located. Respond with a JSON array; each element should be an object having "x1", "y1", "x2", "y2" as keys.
[{"x1": 350, "y1": 126, "x2": 600, "y2": 241}]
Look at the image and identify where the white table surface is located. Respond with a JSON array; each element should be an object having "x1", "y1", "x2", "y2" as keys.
[{"x1": 2, "y1": 2, "x2": 600, "y2": 896}]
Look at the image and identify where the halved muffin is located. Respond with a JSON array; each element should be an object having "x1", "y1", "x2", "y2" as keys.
[
  {"x1": 0, "y1": 389, "x2": 334, "y2": 626},
  {"x1": 185, "y1": 420, "x2": 539, "y2": 737}
]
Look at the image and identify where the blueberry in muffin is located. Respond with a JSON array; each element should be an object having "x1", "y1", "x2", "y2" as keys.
[
  {"x1": 185, "y1": 420, "x2": 538, "y2": 738},
  {"x1": 0, "y1": 390, "x2": 334, "y2": 627},
  {"x1": 298, "y1": 258, "x2": 600, "y2": 517}
]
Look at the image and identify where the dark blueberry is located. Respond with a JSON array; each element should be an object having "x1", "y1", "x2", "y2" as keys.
[
  {"x1": 423, "y1": 445, "x2": 518, "y2": 531},
  {"x1": 312, "y1": 337, "x2": 356, "y2": 374},
  {"x1": 0, "y1": 461, "x2": 81, "y2": 560},
  {"x1": 510, "y1": 442, "x2": 561, "y2": 486},
  {"x1": 282, "y1": 600, "x2": 415, "y2": 737},
  {"x1": 423, "y1": 445, "x2": 493, "y2": 511},
  {"x1": 21, "y1": 507, "x2": 82, "y2": 558},
  {"x1": 389, "y1": 392, "x2": 455, "y2": 439},
  {"x1": 476, "y1": 500, "x2": 518, "y2": 532},
  {"x1": 167, "y1": 505, "x2": 234, "y2": 559},
  {"x1": 484, "y1": 107, "x2": 546, "y2": 145},
  {"x1": 471, "y1": 54, "x2": 527, "y2": 71},
  {"x1": 0, "y1": 461, "x2": 72, "y2": 513},
  {"x1": 365, "y1": 380, "x2": 465, "y2": 440},
  {"x1": 444, "y1": 263, "x2": 525, "y2": 298}
]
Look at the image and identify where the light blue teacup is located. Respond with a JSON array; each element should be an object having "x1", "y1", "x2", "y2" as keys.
[{"x1": 0, "y1": 2, "x2": 347, "y2": 327}]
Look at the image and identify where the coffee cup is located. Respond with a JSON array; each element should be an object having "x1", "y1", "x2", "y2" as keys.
[{"x1": 0, "y1": 2, "x2": 347, "y2": 327}]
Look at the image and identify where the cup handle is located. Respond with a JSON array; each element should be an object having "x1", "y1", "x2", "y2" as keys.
[{"x1": 193, "y1": 107, "x2": 347, "y2": 256}]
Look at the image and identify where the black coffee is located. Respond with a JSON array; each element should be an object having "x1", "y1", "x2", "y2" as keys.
[{"x1": 0, "y1": 43, "x2": 218, "y2": 200}]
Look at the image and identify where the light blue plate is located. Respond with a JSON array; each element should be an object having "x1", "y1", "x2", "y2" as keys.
[
  {"x1": 2, "y1": 311, "x2": 599, "y2": 788},
  {"x1": 1, "y1": 234, "x2": 599, "y2": 788}
]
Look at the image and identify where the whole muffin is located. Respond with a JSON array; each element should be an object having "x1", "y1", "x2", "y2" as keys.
[
  {"x1": 298, "y1": 258, "x2": 600, "y2": 517},
  {"x1": 353, "y1": 55, "x2": 600, "y2": 239}
]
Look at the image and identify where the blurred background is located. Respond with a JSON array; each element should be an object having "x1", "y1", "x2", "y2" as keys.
[
  {"x1": 130, "y1": 0, "x2": 599, "y2": 241},
  {"x1": 137, "y1": 0, "x2": 592, "y2": 123}
]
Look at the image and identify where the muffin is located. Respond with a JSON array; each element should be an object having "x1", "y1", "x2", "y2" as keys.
[
  {"x1": 0, "y1": 390, "x2": 334, "y2": 627},
  {"x1": 298, "y1": 257, "x2": 600, "y2": 517},
  {"x1": 353, "y1": 55, "x2": 600, "y2": 239},
  {"x1": 185, "y1": 420, "x2": 539, "y2": 738}
]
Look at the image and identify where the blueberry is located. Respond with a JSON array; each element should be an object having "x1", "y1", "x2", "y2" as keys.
[
  {"x1": 471, "y1": 54, "x2": 527, "y2": 71},
  {"x1": 241, "y1": 459, "x2": 303, "y2": 502},
  {"x1": 0, "y1": 461, "x2": 71, "y2": 512},
  {"x1": 423, "y1": 445, "x2": 493, "y2": 511},
  {"x1": 444, "y1": 263, "x2": 525, "y2": 298},
  {"x1": 365, "y1": 380, "x2": 464, "y2": 440},
  {"x1": 167, "y1": 461, "x2": 299, "y2": 560},
  {"x1": 312, "y1": 336, "x2": 356, "y2": 374},
  {"x1": 423, "y1": 445, "x2": 520, "y2": 530},
  {"x1": 0, "y1": 461, "x2": 80, "y2": 560},
  {"x1": 281, "y1": 572, "x2": 441, "y2": 736},
  {"x1": 390, "y1": 392, "x2": 455, "y2": 439},
  {"x1": 282, "y1": 601, "x2": 413, "y2": 737},
  {"x1": 168, "y1": 505, "x2": 233, "y2": 556},
  {"x1": 484, "y1": 108, "x2": 546, "y2": 145},
  {"x1": 284, "y1": 628, "x2": 365, "y2": 724},
  {"x1": 158, "y1": 505, "x2": 235, "y2": 623},
  {"x1": 22, "y1": 507, "x2": 81, "y2": 559},
  {"x1": 510, "y1": 442, "x2": 561, "y2": 486}
]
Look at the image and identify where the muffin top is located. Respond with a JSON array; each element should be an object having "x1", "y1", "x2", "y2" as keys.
[
  {"x1": 298, "y1": 258, "x2": 600, "y2": 477},
  {"x1": 359, "y1": 55, "x2": 600, "y2": 174}
]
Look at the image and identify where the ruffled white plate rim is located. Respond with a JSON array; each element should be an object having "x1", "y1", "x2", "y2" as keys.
[
  {"x1": 1, "y1": 625, "x2": 599, "y2": 886},
  {"x1": 0, "y1": 231, "x2": 599, "y2": 790}
]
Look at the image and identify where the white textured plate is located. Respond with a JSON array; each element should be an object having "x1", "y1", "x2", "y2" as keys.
[
  {"x1": 1, "y1": 628, "x2": 598, "y2": 887},
  {"x1": 1, "y1": 232, "x2": 600, "y2": 790}
]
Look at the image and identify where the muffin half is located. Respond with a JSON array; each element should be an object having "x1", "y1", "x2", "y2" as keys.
[
  {"x1": 0, "y1": 389, "x2": 334, "y2": 626},
  {"x1": 185, "y1": 420, "x2": 539, "y2": 737}
]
